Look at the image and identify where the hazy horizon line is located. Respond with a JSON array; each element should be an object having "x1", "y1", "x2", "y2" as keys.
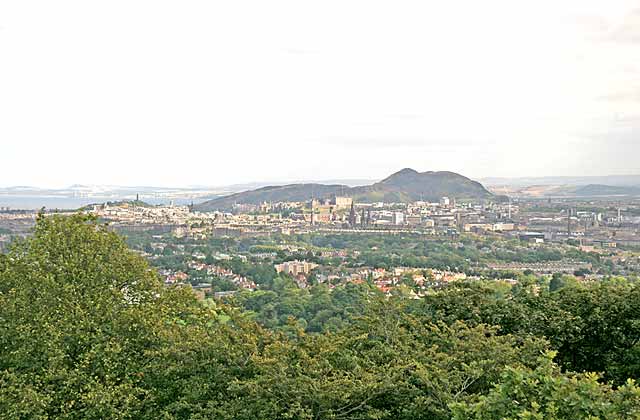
[{"x1": 2, "y1": 172, "x2": 640, "y2": 190}]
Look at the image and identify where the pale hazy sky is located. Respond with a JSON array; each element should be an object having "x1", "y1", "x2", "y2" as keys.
[{"x1": 1, "y1": 1, "x2": 639, "y2": 187}]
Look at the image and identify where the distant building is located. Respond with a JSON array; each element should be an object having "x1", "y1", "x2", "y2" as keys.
[
  {"x1": 274, "y1": 260, "x2": 319, "y2": 276},
  {"x1": 493, "y1": 222, "x2": 515, "y2": 232},
  {"x1": 423, "y1": 219, "x2": 435, "y2": 228},
  {"x1": 519, "y1": 232, "x2": 545, "y2": 243},
  {"x1": 348, "y1": 202, "x2": 357, "y2": 226},
  {"x1": 463, "y1": 222, "x2": 515, "y2": 233},
  {"x1": 333, "y1": 196, "x2": 353, "y2": 208}
]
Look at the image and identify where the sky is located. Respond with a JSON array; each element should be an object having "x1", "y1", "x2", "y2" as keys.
[{"x1": 1, "y1": 0, "x2": 639, "y2": 188}]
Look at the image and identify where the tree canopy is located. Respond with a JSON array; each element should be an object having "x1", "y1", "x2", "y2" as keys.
[{"x1": 1, "y1": 215, "x2": 640, "y2": 419}]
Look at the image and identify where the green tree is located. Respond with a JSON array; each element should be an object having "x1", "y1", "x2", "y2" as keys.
[
  {"x1": 451, "y1": 352, "x2": 640, "y2": 420},
  {"x1": 0, "y1": 214, "x2": 224, "y2": 419}
]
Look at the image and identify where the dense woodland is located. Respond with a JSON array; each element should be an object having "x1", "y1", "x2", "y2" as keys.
[{"x1": 2, "y1": 215, "x2": 640, "y2": 419}]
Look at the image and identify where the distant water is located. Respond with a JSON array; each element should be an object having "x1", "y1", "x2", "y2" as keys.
[{"x1": 0, "y1": 195, "x2": 207, "y2": 210}]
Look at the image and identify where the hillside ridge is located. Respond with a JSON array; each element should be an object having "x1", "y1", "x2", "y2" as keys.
[{"x1": 195, "y1": 169, "x2": 495, "y2": 211}]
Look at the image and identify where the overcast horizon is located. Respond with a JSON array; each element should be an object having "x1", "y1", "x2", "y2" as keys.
[
  {"x1": 2, "y1": 1, "x2": 639, "y2": 188},
  {"x1": 4, "y1": 171, "x2": 640, "y2": 191}
]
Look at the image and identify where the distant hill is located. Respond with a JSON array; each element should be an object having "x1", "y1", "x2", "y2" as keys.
[
  {"x1": 195, "y1": 169, "x2": 496, "y2": 211},
  {"x1": 348, "y1": 169, "x2": 494, "y2": 203},
  {"x1": 78, "y1": 199, "x2": 152, "y2": 211},
  {"x1": 569, "y1": 184, "x2": 640, "y2": 197},
  {"x1": 482, "y1": 175, "x2": 640, "y2": 187},
  {"x1": 196, "y1": 184, "x2": 346, "y2": 211},
  {"x1": 488, "y1": 183, "x2": 640, "y2": 198}
]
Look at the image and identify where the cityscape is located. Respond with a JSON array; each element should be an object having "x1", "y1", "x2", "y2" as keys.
[
  {"x1": 2, "y1": 0, "x2": 640, "y2": 418},
  {"x1": 2, "y1": 170, "x2": 640, "y2": 298}
]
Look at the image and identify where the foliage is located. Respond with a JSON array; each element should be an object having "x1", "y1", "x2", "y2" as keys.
[
  {"x1": 2, "y1": 215, "x2": 640, "y2": 418},
  {"x1": 451, "y1": 353, "x2": 640, "y2": 420},
  {"x1": 416, "y1": 279, "x2": 640, "y2": 385}
]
